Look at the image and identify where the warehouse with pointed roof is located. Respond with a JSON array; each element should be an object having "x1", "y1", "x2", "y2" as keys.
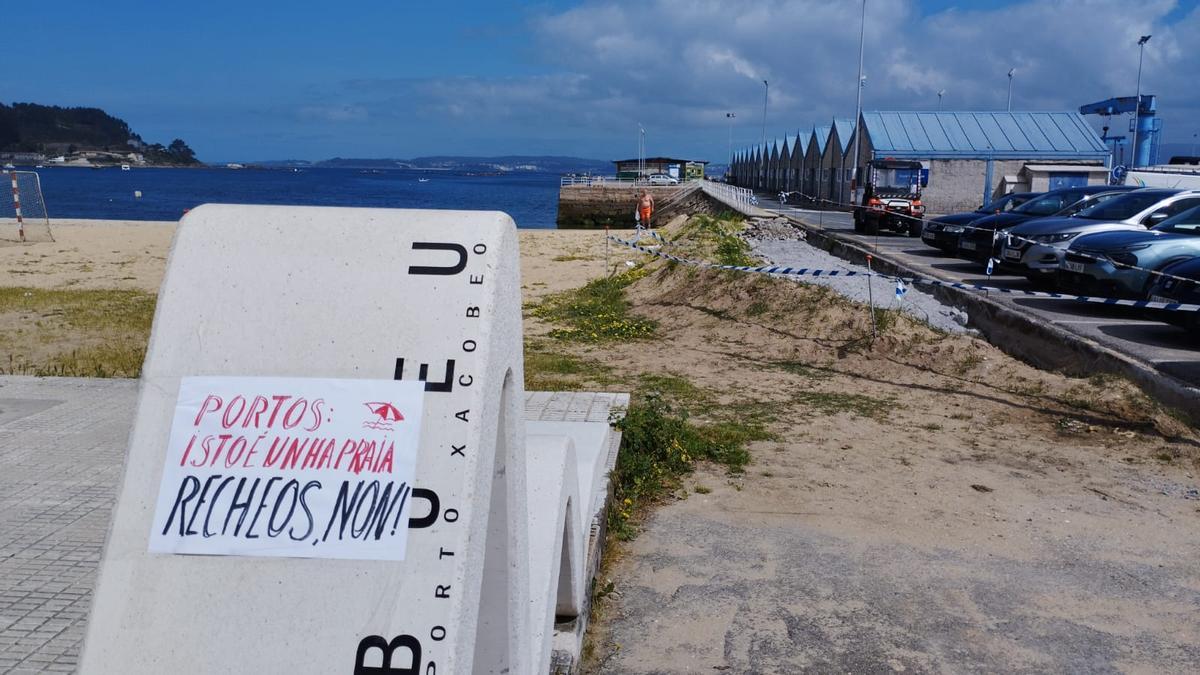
[{"x1": 733, "y1": 110, "x2": 1110, "y2": 213}]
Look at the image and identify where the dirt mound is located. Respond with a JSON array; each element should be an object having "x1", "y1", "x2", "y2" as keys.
[{"x1": 627, "y1": 261, "x2": 1197, "y2": 445}]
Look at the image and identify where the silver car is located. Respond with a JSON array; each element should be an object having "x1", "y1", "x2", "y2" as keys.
[{"x1": 998, "y1": 188, "x2": 1200, "y2": 284}]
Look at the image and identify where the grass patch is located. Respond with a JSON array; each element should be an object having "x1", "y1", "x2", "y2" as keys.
[
  {"x1": 765, "y1": 359, "x2": 832, "y2": 380},
  {"x1": 606, "y1": 371, "x2": 776, "y2": 541},
  {"x1": 745, "y1": 299, "x2": 770, "y2": 316},
  {"x1": 0, "y1": 287, "x2": 155, "y2": 378},
  {"x1": 636, "y1": 372, "x2": 712, "y2": 407},
  {"x1": 531, "y1": 267, "x2": 657, "y2": 342},
  {"x1": 551, "y1": 254, "x2": 593, "y2": 262},
  {"x1": 952, "y1": 353, "x2": 984, "y2": 376},
  {"x1": 523, "y1": 342, "x2": 619, "y2": 391},
  {"x1": 669, "y1": 214, "x2": 756, "y2": 267},
  {"x1": 609, "y1": 392, "x2": 756, "y2": 540},
  {"x1": 791, "y1": 390, "x2": 893, "y2": 419}
]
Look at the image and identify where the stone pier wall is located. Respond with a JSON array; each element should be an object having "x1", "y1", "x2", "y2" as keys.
[{"x1": 556, "y1": 184, "x2": 716, "y2": 229}]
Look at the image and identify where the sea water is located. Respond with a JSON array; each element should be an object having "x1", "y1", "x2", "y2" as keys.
[{"x1": 26, "y1": 166, "x2": 560, "y2": 229}]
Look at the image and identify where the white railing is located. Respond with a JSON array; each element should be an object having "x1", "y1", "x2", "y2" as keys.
[
  {"x1": 560, "y1": 176, "x2": 704, "y2": 187},
  {"x1": 560, "y1": 175, "x2": 633, "y2": 187},
  {"x1": 699, "y1": 181, "x2": 758, "y2": 207}
]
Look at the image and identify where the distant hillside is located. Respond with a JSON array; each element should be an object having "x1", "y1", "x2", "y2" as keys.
[
  {"x1": 302, "y1": 155, "x2": 612, "y2": 174},
  {"x1": 0, "y1": 102, "x2": 200, "y2": 166}
]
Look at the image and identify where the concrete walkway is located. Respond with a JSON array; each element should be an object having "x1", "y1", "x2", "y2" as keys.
[
  {"x1": 0, "y1": 377, "x2": 137, "y2": 674},
  {"x1": 0, "y1": 376, "x2": 620, "y2": 673}
]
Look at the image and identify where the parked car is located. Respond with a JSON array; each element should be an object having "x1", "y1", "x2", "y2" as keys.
[
  {"x1": 647, "y1": 174, "x2": 679, "y2": 185},
  {"x1": 955, "y1": 186, "x2": 1134, "y2": 263},
  {"x1": 999, "y1": 189, "x2": 1200, "y2": 285},
  {"x1": 1144, "y1": 257, "x2": 1200, "y2": 334},
  {"x1": 1059, "y1": 204, "x2": 1200, "y2": 298},
  {"x1": 921, "y1": 191, "x2": 1039, "y2": 253}
]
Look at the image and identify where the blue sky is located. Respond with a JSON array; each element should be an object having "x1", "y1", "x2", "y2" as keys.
[{"x1": 4, "y1": 0, "x2": 1198, "y2": 161}]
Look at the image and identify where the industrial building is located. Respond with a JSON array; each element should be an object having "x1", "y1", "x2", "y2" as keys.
[
  {"x1": 731, "y1": 111, "x2": 1110, "y2": 214},
  {"x1": 613, "y1": 157, "x2": 708, "y2": 181}
]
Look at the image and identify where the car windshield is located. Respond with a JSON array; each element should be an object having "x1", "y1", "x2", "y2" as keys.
[
  {"x1": 1014, "y1": 192, "x2": 1075, "y2": 215},
  {"x1": 1074, "y1": 192, "x2": 1176, "y2": 220},
  {"x1": 1154, "y1": 204, "x2": 1200, "y2": 234},
  {"x1": 874, "y1": 166, "x2": 921, "y2": 191},
  {"x1": 1055, "y1": 192, "x2": 1125, "y2": 217},
  {"x1": 976, "y1": 193, "x2": 1033, "y2": 213}
]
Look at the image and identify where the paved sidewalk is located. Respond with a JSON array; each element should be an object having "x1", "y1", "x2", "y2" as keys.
[
  {"x1": 0, "y1": 377, "x2": 622, "y2": 673},
  {"x1": 0, "y1": 376, "x2": 137, "y2": 674}
]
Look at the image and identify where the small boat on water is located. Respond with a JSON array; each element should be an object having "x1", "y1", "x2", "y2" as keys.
[
  {"x1": 418, "y1": 178, "x2": 430, "y2": 183},
  {"x1": 2, "y1": 163, "x2": 14, "y2": 170},
  {"x1": 121, "y1": 164, "x2": 131, "y2": 171}
]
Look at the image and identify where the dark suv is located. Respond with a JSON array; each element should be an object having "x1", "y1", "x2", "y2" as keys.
[
  {"x1": 921, "y1": 191, "x2": 1038, "y2": 253},
  {"x1": 955, "y1": 185, "x2": 1135, "y2": 263}
]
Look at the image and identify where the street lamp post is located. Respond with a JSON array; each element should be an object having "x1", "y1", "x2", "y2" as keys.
[
  {"x1": 726, "y1": 112, "x2": 736, "y2": 179},
  {"x1": 760, "y1": 80, "x2": 768, "y2": 189},
  {"x1": 1006, "y1": 68, "x2": 1014, "y2": 111},
  {"x1": 849, "y1": 0, "x2": 867, "y2": 204},
  {"x1": 1131, "y1": 34, "x2": 1151, "y2": 168},
  {"x1": 638, "y1": 124, "x2": 646, "y2": 179}
]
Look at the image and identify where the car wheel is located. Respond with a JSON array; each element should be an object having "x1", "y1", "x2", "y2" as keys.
[
  {"x1": 853, "y1": 212, "x2": 864, "y2": 233},
  {"x1": 907, "y1": 220, "x2": 923, "y2": 237}
]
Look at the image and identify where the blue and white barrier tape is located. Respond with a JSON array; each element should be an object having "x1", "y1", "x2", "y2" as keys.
[{"x1": 609, "y1": 235, "x2": 1200, "y2": 313}]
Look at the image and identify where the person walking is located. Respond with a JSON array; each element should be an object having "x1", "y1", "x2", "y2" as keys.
[{"x1": 636, "y1": 190, "x2": 655, "y2": 229}]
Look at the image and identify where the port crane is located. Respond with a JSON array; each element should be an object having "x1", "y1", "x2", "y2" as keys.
[{"x1": 1079, "y1": 95, "x2": 1160, "y2": 167}]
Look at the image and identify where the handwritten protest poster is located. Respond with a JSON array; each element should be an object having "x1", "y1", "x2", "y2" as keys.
[{"x1": 148, "y1": 376, "x2": 424, "y2": 561}]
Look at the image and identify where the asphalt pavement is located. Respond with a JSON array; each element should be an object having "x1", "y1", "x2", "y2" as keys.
[{"x1": 763, "y1": 197, "x2": 1200, "y2": 392}]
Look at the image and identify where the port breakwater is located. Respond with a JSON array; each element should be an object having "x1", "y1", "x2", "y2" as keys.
[{"x1": 556, "y1": 182, "x2": 717, "y2": 228}]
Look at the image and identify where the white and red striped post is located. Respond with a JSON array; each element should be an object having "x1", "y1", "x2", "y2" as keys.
[{"x1": 9, "y1": 172, "x2": 25, "y2": 242}]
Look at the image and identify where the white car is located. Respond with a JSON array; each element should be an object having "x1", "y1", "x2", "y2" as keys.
[
  {"x1": 998, "y1": 188, "x2": 1200, "y2": 284},
  {"x1": 647, "y1": 174, "x2": 679, "y2": 185}
]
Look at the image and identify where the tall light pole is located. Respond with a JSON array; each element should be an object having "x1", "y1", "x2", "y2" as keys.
[
  {"x1": 637, "y1": 123, "x2": 645, "y2": 179},
  {"x1": 849, "y1": 0, "x2": 867, "y2": 202},
  {"x1": 726, "y1": 112, "x2": 736, "y2": 179},
  {"x1": 1006, "y1": 68, "x2": 1014, "y2": 111},
  {"x1": 760, "y1": 80, "x2": 768, "y2": 188},
  {"x1": 1131, "y1": 34, "x2": 1151, "y2": 168},
  {"x1": 937, "y1": 89, "x2": 945, "y2": 111}
]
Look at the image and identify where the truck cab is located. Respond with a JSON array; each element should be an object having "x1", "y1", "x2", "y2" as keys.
[{"x1": 853, "y1": 159, "x2": 926, "y2": 236}]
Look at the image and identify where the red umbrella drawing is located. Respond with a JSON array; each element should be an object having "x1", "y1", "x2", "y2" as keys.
[{"x1": 364, "y1": 402, "x2": 404, "y2": 422}]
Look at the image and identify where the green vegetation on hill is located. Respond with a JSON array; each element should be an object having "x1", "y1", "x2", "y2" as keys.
[{"x1": 0, "y1": 102, "x2": 199, "y2": 165}]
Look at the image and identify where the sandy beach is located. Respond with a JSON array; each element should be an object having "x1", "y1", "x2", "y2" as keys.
[
  {"x1": 1, "y1": 217, "x2": 1197, "y2": 672},
  {"x1": 0, "y1": 219, "x2": 617, "y2": 296}
]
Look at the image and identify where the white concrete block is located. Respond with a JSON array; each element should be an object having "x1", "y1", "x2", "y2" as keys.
[
  {"x1": 80, "y1": 205, "x2": 535, "y2": 674},
  {"x1": 524, "y1": 434, "x2": 580, "y2": 674}
]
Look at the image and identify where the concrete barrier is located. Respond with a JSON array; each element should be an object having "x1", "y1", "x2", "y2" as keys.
[{"x1": 80, "y1": 205, "x2": 619, "y2": 673}]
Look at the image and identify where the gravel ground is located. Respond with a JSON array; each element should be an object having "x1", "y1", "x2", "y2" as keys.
[{"x1": 744, "y1": 216, "x2": 972, "y2": 334}]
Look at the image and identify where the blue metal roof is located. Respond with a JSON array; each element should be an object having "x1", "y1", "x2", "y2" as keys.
[
  {"x1": 813, "y1": 126, "x2": 831, "y2": 154},
  {"x1": 833, "y1": 118, "x2": 855, "y2": 153},
  {"x1": 861, "y1": 111, "x2": 1108, "y2": 159}
]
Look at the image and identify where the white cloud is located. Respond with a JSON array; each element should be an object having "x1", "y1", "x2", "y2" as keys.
[
  {"x1": 299, "y1": 0, "x2": 1199, "y2": 159},
  {"x1": 518, "y1": 0, "x2": 1200, "y2": 157}
]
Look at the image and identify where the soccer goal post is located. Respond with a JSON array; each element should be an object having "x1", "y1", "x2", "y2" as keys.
[{"x1": 0, "y1": 170, "x2": 54, "y2": 243}]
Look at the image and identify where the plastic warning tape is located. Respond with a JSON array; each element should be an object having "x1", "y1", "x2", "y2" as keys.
[{"x1": 608, "y1": 235, "x2": 1200, "y2": 313}]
